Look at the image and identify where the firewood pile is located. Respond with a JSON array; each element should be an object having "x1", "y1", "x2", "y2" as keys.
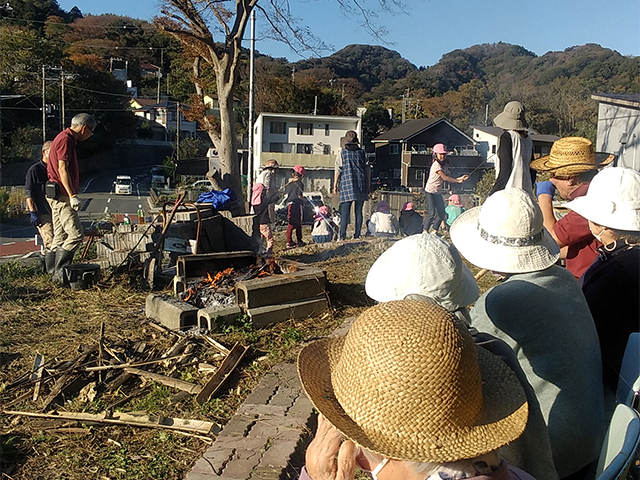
[
  {"x1": 2, "y1": 321, "x2": 246, "y2": 437},
  {"x1": 179, "y1": 258, "x2": 285, "y2": 309}
]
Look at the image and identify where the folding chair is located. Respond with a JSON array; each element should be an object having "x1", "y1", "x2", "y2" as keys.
[
  {"x1": 595, "y1": 404, "x2": 640, "y2": 480},
  {"x1": 617, "y1": 333, "x2": 640, "y2": 410}
]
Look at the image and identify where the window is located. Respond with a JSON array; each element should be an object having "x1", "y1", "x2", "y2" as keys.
[
  {"x1": 393, "y1": 169, "x2": 401, "y2": 179},
  {"x1": 415, "y1": 170, "x2": 424, "y2": 180},
  {"x1": 323, "y1": 144, "x2": 332, "y2": 155},
  {"x1": 325, "y1": 124, "x2": 330, "y2": 136},
  {"x1": 491, "y1": 145, "x2": 497, "y2": 154},
  {"x1": 270, "y1": 121, "x2": 286, "y2": 134},
  {"x1": 389, "y1": 144, "x2": 399, "y2": 155},
  {"x1": 296, "y1": 143, "x2": 313, "y2": 154},
  {"x1": 379, "y1": 171, "x2": 389, "y2": 180},
  {"x1": 297, "y1": 122, "x2": 313, "y2": 135},
  {"x1": 411, "y1": 144, "x2": 426, "y2": 154},
  {"x1": 269, "y1": 142, "x2": 293, "y2": 153}
]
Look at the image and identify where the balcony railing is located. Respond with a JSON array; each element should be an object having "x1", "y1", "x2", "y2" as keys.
[{"x1": 261, "y1": 152, "x2": 335, "y2": 168}]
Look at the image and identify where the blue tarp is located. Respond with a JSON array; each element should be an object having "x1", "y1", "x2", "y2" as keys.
[{"x1": 196, "y1": 188, "x2": 238, "y2": 210}]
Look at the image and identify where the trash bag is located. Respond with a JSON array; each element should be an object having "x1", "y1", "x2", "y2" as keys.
[{"x1": 197, "y1": 188, "x2": 238, "y2": 210}]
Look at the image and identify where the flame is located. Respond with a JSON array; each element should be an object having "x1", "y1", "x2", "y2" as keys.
[{"x1": 183, "y1": 288, "x2": 194, "y2": 302}]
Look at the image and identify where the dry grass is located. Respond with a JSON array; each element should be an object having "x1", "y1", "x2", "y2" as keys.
[{"x1": 0, "y1": 228, "x2": 498, "y2": 480}]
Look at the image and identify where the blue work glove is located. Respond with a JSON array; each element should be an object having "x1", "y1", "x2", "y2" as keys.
[
  {"x1": 535, "y1": 181, "x2": 556, "y2": 198},
  {"x1": 30, "y1": 211, "x2": 40, "y2": 226}
]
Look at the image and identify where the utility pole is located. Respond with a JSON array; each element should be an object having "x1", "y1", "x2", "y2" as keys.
[
  {"x1": 42, "y1": 65, "x2": 46, "y2": 142},
  {"x1": 176, "y1": 101, "x2": 180, "y2": 161},
  {"x1": 61, "y1": 69, "x2": 65, "y2": 129},
  {"x1": 247, "y1": 9, "x2": 255, "y2": 205},
  {"x1": 485, "y1": 104, "x2": 489, "y2": 126}
]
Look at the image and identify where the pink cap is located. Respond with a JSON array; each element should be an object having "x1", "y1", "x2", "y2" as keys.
[
  {"x1": 316, "y1": 205, "x2": 330, "y2": 218},
  {"x1": 293, "y1": 165, "x2": 306, "y2": 176},
  {"x1": 403, "y1": 202, "x2": 414, "y2": 211},
  {"x1": 433, "y1": 143, "x2": 447, "y2": 155},
  {"x1": 448, "y1": 194, "x2": 462, "y2": 207}
]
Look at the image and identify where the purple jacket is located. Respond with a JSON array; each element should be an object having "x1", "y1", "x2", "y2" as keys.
[{"x1": 298, "y1": 462, "x2": 536, "y2": 480}]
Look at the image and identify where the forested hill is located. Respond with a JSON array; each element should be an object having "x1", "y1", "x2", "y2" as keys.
[{"x1": 283, "y1": 42, "x2": 639, "y2": 138}]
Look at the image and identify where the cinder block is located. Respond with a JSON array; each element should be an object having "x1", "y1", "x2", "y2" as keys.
[
  {"x1": 145, "y1": 293, "x2": 199, "y2": 330},
  {"x1": 235, "y1": 271, "x2": 327, "y2": 309},
  {"x1": 198, "y1": 305, "x2": 243, "y2": 331},
  {"x1": 286, "y1": 394, "x2": 314, "y2": 421},
  {"x1": 243, "y1": 374, "x2": 279, "y2": 405},
  {"x1": 223, "y1": 456, "x2": 261, "y2": 479},
  {"x1": 247, "y1": 297, "x2": 329, "y2": 328}
]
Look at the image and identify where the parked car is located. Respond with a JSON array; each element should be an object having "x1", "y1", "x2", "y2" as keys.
[
  {"x1": 150, "y1": 166, "x2": 165, "y2": 187},
  {"x1": 190, "y1": 180, "x2": 213, "y2": 191},
  {"x1": 114, "y1": 175, "x2": 133, "y2": 195},
  {"x1": 275, "y1": 191, "x2": 324, "y2": 225}
]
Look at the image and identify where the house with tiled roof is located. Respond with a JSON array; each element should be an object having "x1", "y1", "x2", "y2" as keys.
[
  {"x1": 129, "y1": 98, "x2": 197, "y2": 142},
  {"x1": 372, "y1": 118, "x2": 481, "y2": 190}
]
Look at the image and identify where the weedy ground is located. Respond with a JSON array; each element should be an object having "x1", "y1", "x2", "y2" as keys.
[{"x1": 0, "y1": 229, "x2": 497, "y2": 480}]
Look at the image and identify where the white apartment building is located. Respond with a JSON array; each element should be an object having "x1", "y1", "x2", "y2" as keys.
[{"x1": 253, "y1": 113, "x2": 362, "y2": 192}]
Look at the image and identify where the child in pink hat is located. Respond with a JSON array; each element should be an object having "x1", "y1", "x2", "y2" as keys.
[
  {"x1": 285, "y1": 166, "x2": 307, "y2": 248},
  {"x1": 445, "y1": 194, "x2": 465, "y2": 227}
]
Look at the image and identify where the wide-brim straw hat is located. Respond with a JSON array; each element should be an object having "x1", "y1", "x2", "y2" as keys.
[
  {"x1": 493, "y1": 101, "x2": 528, "y2": 130},
  {"x1": 365, "y1": 233, "x2": 479, "y2": 311},
  {"x1": 298, "y1": 300, "x2": 528, "y2": 463},
  {"x1": 531, "y1": 137, "x2": 614, "y2": 176},
  {"x1": 565, "y1": 167, "x2": 640, "y2": 231},
  {"x1": 263, "y1": 159, "x2": 280, "y2": 169},
  {"x1": 450, "y1": 188, "x2": 559, "y2": 273}
]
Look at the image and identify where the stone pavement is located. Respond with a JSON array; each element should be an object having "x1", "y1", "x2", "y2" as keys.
[{"x1": 186, "y1": 318, "x2": 355, "y2": 480}]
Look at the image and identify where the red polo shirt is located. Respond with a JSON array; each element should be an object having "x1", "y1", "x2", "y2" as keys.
[
  {"x1": 553, "y1": 182, "x2": 599, "y2": 279},
  {"x1": 47, "y1": 128, "x2": 79, "y2": 197}
]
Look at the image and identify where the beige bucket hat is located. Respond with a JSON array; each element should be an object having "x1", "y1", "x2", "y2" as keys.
[
  {"x1": 493, "y1": 101, "x2": 528, "y2": 130},
  {"x1": 297, "y1": 300, "x2": 529, "y2": 463},
  {"x1": 530, "y1": 137, "x2": 614, "y2": 177},
  {"x1": 365, "y1": 233, "x2": 479, "y2": 311},
  {"x1": 565, "y1": 167, "x2": 640, "y2": 231},
  {"x1": 450, "y1": 188, "x2": 560, "y2": 273}
]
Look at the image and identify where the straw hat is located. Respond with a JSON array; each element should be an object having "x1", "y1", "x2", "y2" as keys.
[
  {"x1": 365, "y1": 233, "x2": 479, "y2": 311},
  {"x1": 297, "y1": 300, "x2": 528, "y2": 463},
  {"x1": 530, "y1": 137, "x2": 614, "y2": 176},
  {"x1": 263, "y1": 159, "x2": 280, "y2": 169},
  {"x1": 450, "y1": 188, "x2": 559, "y2": 273},
  {"x1": 565, "y1": 167, "x2": 640, "y2": 232},
  {"x1": 493, "y1": 101, "x2": 528, "y2": 130}
]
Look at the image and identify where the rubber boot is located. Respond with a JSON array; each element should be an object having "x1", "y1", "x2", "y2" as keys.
[
  {"x1": 44, "y1": 249, "x2": 56, "y2": 274},
  {"x1": 52, "y1": 248, "x2": 75, "y2": 285}
]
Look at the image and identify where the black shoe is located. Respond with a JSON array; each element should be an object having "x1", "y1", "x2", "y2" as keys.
[{"x1": 44, "y1": 249, "x2": 56, "y2": 274}]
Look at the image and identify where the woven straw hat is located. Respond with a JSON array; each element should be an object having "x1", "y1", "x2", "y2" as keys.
[
  {"x1": 493, "y1": 101, "x2": 528, "y2": 130},
  {"x1": 298, "y1": 300, "x2": 528, "y2": 463},
  {"x1": 365, "y1": 233, "x2": 479, "y2": 311},
  {"x1": 263, "y1": 159, "x2": 280, "y2": 169},
  {"x1": 450, "y1": 188, "x2": 559, "y2": 273},
  {"x1": 530, "y1": 137, "x2": 614, "y2": 176},
  {"x1": 565, "y1": 167, "x2": 640, "y2": 231}
]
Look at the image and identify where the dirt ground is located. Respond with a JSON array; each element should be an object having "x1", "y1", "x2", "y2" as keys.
[{"x1": 0, "y1": 228, "x2": 496, "y2": 480}]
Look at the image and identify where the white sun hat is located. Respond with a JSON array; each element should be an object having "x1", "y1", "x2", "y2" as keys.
[
  {"x1": 450, "y1": 188, "x2": 560, "y2": 274},
  {"x1": 365, "y1": 233, "x2": 479, "y2": 311},
  {"x1": 564, "y1": 167, "x2": 640, "y2": 232}
]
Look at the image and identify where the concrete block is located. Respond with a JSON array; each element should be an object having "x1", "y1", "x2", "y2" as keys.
[
  {"x1": 286, "y1": 394, "x2": 314, "y2": 421},
  {"x1": 235, "y1": 271, "x2": 327, "y2": 309},
  {"x1": 247, "y1": 297, "x2": 329, "y2": 328},
  {"x1": 221, "y1": 213, "x2": 258, "y2": 252},
  {"x1": 236, "y1": 404, "x2": 287, "y2": 417},
  {"x1": 189, "y1": 457, "x2": 221, "y2": 476},
  {"x1": 145, "y1": 293, "x2": 199, "y2": 330},
  {"x1": 216, "y1": 414, "x2": 257, "y2": 437},
  {"x1": 107, "y1": 250, "x2": 151, "y2": 266},
  {"x1": 198, "y1": 304, "x2": 243, "y2": 331},
  {"x1": 223, "y1": 456, "x2": 261, "y2": 479},
  {"x1": 243, "y1": 374, "x2": 279, "y2": 405},
  {"x1": 258, "y1": 437, "x2": 300, "y2": 468}
]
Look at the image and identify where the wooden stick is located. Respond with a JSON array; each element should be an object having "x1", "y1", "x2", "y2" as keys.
[
  {"x1": 147, "y1": 321, "x2": 183, "y2": 337},
  {"x1": 474, "y1": 268, "x2": 488, "y2": 280},
  {"x1": 98, "y1": 322, "x2": 105, "y2": 384},
  {"x1": 124, "y1": 368, "x2": 202, "y2": 395},
  {"x1": 203, "y1": 336, "x2": 230, "y2": 356},
  {"x1": 196, "y1": 343, "x2": 246, "y2": 404},
  {"x1": 81, "y1": 353, "x2": 186, "y2": 372},
  {"x1": 31, "y1": 354, "x2": 45, "y2": 402},
  {"x1": 4, "y1": 410, "x2": 216, "y2": 435},
  {"x1": 161, "y1": 336, "x2": 189, "y2": 368},
  {"x1": 41, "y1": 348, "x2": 95, "y2": 411}
]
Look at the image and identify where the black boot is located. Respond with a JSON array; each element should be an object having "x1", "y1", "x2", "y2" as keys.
[
  {"x1": 44, "y1": 249, "x2": 56, "y2": 274},
  {"x1": 52, "y1": 248, "x2": 75, "y2": 285}
]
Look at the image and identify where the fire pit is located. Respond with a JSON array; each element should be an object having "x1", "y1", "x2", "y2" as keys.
[{"x1": 146, "y1": 252, "x2": 329, "y2": 330}]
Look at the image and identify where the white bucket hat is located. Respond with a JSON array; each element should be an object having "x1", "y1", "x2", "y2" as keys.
[
  {"x1": 565, "y1": 167, "x2": 640, "y2": 232},
  {"x1": 450, "y1": 188, "x2": 560, "y2": 273},
  {"x1": 365, "y1": 233, "x2": 479, "y2": 311}
]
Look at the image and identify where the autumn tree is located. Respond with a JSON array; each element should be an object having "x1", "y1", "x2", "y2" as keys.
[{"x1": 157, "y1": 0, "x2": 404, "y2": 211}]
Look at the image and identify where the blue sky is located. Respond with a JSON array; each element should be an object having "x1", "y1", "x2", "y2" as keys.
[{"x1": 57, "y1": 0, "x2": 640, "y2": 67}]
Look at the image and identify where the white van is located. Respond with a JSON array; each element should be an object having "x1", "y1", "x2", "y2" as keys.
[{"x1": 114, "y1": 175, "x2": 133, "y2": 195}]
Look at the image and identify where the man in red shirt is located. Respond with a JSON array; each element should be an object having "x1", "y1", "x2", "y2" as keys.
[
  {"x1": 47, "y1": 113, "x2": 96, "y2": 283},
  {"x1": 532, "y1": 137, "x2": 614, "y2": 279}
]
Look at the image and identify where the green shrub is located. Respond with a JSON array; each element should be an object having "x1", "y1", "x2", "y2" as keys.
[
  {"x1": 474, "y1": 168, "x2": 496, "y2": 204},
  {"x1": 0, "y1": 187, "x2": 26, "y2": 220}
]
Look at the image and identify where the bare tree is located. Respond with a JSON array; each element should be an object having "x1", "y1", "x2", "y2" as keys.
[{"x1": 157, "y1": 0, "x2": 404, "y2": 211}]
